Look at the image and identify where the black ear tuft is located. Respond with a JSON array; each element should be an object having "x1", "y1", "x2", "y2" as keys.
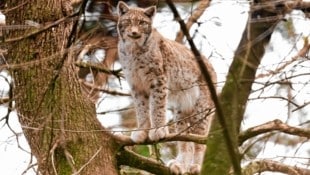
[
  {"x1": 144, "y1": 6, "x2": 156, "y2": 18},
  {"x1": 117, "y1": 1, "x2": 129, "y2": 16}
]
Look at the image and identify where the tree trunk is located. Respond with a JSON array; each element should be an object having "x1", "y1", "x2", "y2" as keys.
[
  {"x1": 6, "y1": 1, "x2": 119, "y2": 174},
  {"x1": 202, "y1": 5, "x2": 278, "y2": 175}
]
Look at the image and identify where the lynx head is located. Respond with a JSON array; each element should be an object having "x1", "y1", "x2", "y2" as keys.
[{"x1": 117, "y1": 1, "x2": 156, "y2": 45}]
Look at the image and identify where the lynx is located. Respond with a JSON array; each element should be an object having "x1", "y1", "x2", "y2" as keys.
[{"x1": 117, "y1": 2, "x2": 216, "y2": 174}]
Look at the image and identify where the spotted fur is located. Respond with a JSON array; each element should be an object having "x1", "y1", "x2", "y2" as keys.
[{"x1": 117, "y1": 2, "x2": 216, "y2": 174}]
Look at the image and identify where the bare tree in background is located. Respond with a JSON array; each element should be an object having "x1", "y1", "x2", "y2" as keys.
[{"x1": 0, "y1": 0, "x2": 309, "y2": 175}]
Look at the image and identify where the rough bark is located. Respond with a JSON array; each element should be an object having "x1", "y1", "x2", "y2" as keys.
[{"x1": 5, "y1": 0, "x2": 119, "y2": 174}]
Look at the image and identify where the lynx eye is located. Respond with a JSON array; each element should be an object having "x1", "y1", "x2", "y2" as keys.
[
  {"x1": 138, "y1": 20, "x2": 148, "y2": 26},
  {"x1": 121, "y1": 19, "x2": 131, "y2": 26}
]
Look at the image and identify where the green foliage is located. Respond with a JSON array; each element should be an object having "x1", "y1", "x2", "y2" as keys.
[{"x1": 133, "y1": 145, "x2": 151, "y2": 157}]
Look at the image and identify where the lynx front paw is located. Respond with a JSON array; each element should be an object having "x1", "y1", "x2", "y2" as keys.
[
  {"x1": 148, "y1": 127, "x2": 168, "y2": 141},
  {"x1": 131, "y1": 130, "x2": 148, "y2": 143},
  {"x1": 189, "y1": 164, "x2": 201, "y2": 175},
  {"x1": 167, "y1": 160, "x2": 186, "y2": 175}
]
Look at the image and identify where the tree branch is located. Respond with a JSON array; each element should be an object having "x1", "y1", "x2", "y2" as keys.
[
  {"x1": 251, "y1": 0, "x2": 310, "y2": 14},
  {"x1": 175, "y1": 0, "x2": 210, "y2": 42},
  {"x1": 256, "y1": 37, "x2": 310, "y2": 79},
  {"x1": 113, "y1": 133, "x2": 208, "y2": 146},
  {"x1": 242, "y1": 159, "x2": 310, "y2": 175},
  {"x1": 79, "y1": 80, "x2": 130, "y2": 96},
  {"x1": 0, "y1": 96, "x2": 10, "y2": 105},
  {"x1": 75, "y1": 61, "x2": 122, "y2": 77},
  {"x1": 117, "y1": 148, "x2": 171, "y2": 175},
  {"x1": 239, "y1": 119, "x2": 310, "y2": 145}
]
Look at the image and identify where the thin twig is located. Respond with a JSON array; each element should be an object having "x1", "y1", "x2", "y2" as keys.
[
  {"x1": 97, "y1": 107, "x2": 134, "y2": 115},
  {"x1": 50, "y1": 140, "x2": 60, "y2": 175},
  {"x1": 73, "y1": 146, "x2": 103, "y2": 175},
  {"x1": 0, "y1": 45, "x2": 79, "y2": 70},
  {"x1": 80, "y1": 81, "x2": 129, "y2": 96},
  {"x1": 21, "y1": 107, "x2": 214, "y2": 133},
  {"x1": 2, "y1": 1, "x2": 29, "y2": 14},
  {"x1": 75, "y1": 61, "x2": 122, "y2": 77},
  {"x1": 21, "y1": 153, "x2": 37, "y2": 175},
  {"x1": 4, "y1": 12, "x2": 79, "y2": 43},
  {"x1": 256, "y1": 38, "x2": 310, "y2": 79},
  {"x1": 248, "y1": 96, "x2": 300, "y2": 108}
]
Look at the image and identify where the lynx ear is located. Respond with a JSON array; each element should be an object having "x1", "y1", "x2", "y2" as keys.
[
  {"x1": 117, "y1": 1, "x2": 129, "y2": 16},
  {"x1": 144, "y1": 6, "x2": 156, "y2": 19}
]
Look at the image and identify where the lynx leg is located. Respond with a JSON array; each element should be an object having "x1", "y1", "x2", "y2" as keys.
[
  {"x1": 149, "y1": 77, "x2": 169, "y2": 141},
  {"x1": 189, "y1": 144, "x2": 206, "y2": 174},
  {"x1": 189, "y1": 105, "x2": 213, "y2": 174},
  {"x1": 131, "y1": 91, "x2": 151, "y2": 143},
  {"x1": 168, "y1": 142, "x2": 193, "y2": 174},
  {"x1": 168, "y1": 111, "x2": 193, "y2": 174}
]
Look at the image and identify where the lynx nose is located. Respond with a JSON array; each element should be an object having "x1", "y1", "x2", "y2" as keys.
[
  {"x1": 128, "y1": 31, "x2": 141, "y2": 39},
  {"x1": 128, "y1": 27, "x2": 141, "y2": 39}
]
